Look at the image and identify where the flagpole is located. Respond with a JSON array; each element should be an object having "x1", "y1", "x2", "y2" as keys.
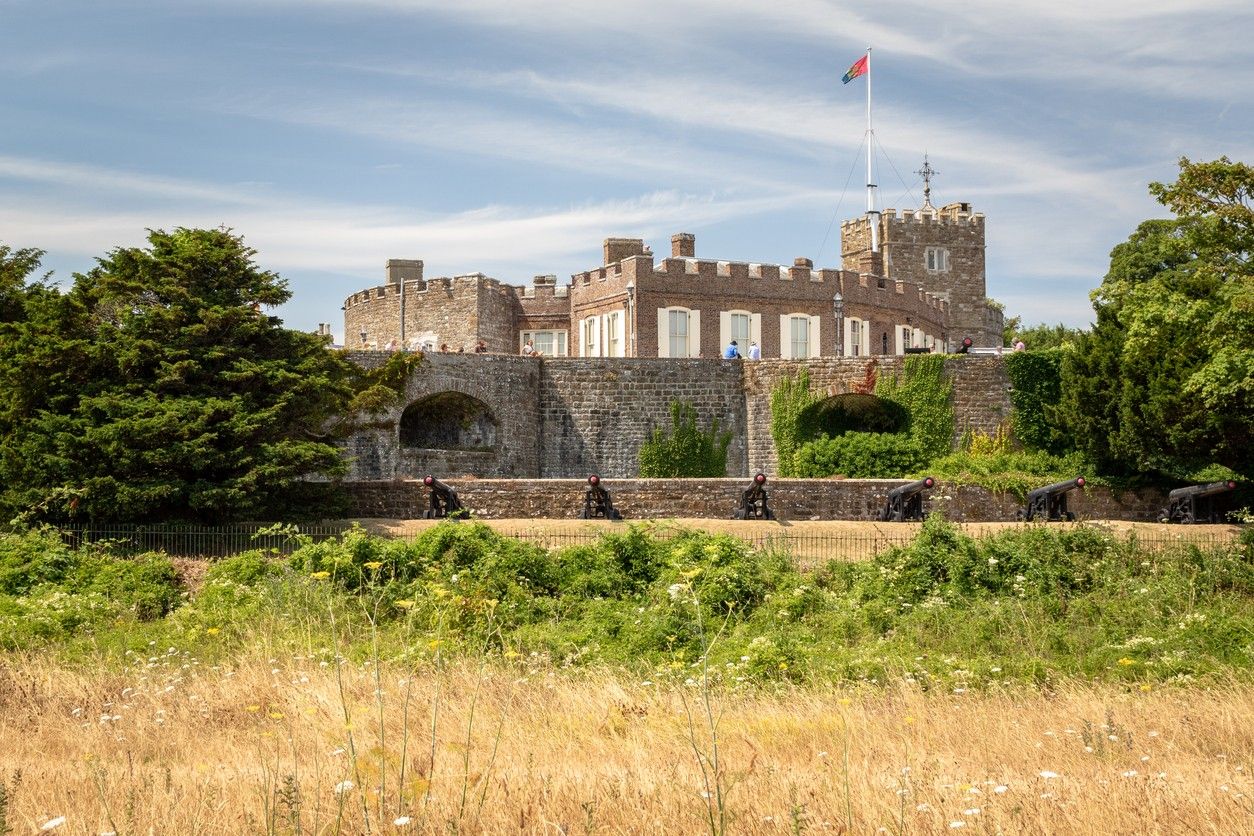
[{"x1": 865, "y1": 46, "x2": 879, "y2": 253}]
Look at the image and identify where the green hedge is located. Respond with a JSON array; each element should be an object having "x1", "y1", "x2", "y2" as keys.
[{"x1": 794, "y1": 432, "x2": 928, "y2": 478}]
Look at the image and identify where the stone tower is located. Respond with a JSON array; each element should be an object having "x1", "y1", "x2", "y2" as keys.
[{"x1": 840, "y1": 202, "x2": 1004, "y2": 348}]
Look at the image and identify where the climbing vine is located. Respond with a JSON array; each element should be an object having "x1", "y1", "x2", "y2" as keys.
[
  {"x1": 768, "y1": 369, "x2": 817, "y2": 476},
  {"x1": 874, "y1": 354, "x2": 955, "y2": 460},
  {"x1": 1004, "y1": 348, "x2": 1065, "y2": 453},
  {"x1": 638, "y1": 401, "x2": 733, "y2": 478}
]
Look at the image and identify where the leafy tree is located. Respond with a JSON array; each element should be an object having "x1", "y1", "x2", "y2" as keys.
[
  {"x1": 1003, "y1": 320, "x2": 1087, "y2": 350},
  {"x1": 1057, "y1": 158, "x2": 1254, "y2": 479},
  {"x1": 0, "y1": 228, "x2": 360, "y2": 523}
]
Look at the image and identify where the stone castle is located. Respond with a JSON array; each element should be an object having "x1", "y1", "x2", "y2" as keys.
[{"x1": 341, "y1": 201, "x2": 1004, "y2": 358}]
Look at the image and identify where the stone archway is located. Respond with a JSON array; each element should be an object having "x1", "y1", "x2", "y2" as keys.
[
  {"x1": 796, "y1": 393, "x2": 910, "y2": 440},
  {"x1": 398, "y1": 391, "x2": 499, "y2": 476}
]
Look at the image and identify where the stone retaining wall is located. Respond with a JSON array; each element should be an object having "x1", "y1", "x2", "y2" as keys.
[{"x1": 345, "y1": 478, "x2": 1168, "y2": 523}]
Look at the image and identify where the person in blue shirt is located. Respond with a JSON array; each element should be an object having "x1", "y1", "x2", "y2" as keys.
[{"x1": 723, "y1": 340, "x2": 741, "y2": 359}]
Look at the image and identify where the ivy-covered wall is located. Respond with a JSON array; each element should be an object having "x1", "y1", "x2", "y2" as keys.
[{"x1": 339, "y1": 354, "x2": 1013, "y2": 479}]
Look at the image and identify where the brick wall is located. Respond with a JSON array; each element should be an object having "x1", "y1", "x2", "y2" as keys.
[
  {"x1": 537, "y1": 358, "x2": 748, "y2": 478},
  {"x1": 344, "y1": 478, "x2": 1169, "y2": 522}
]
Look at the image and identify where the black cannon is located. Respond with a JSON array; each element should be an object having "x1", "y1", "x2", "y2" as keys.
[
  {"x1": 956, "y1": 337, "x2": 974, "y2": 354},
  {"x1": 581, "y1": 474, "x2": 623, "y2": 520},
  {"x1": 422, "y1": 475, "x2": 465, "y2": 519},
  {"x1": 877, "y1": 476, "x2": 935, "y2": 522},
  {"x1": 1159, "y1": 480, "x2": 1238, "y2": 524},
  {"x1": 1018, "y1": 477, "x2": 1085, "y2": 522},
  {"x1": 732, "y1": 473, "x2": 774, "y2": 520}
]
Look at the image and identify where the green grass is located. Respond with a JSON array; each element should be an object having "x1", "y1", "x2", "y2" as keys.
[{"x1": 2, "y1": 520, "x2": 1253, "y2": 688}]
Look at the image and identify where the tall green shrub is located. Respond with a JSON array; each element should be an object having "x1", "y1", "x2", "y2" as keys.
[{"x1": 638, "y1": 401, "x2": 732, "y2": 477}]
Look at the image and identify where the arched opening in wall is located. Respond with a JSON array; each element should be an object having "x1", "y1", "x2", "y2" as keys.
[
  {"x1": 399, "y1": 392, "x2": 498, "y2": 451},
  {"x1": 795, "y1": 393, "x2": 909, "y2": 441}
]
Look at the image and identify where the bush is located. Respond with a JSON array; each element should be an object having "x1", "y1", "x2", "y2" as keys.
[
  {"x1": 794, "y1": 432, "x2": 927, "y2": 478},
  {"x1": 638, "y1": 401, "x2": 732, "y2": 478},
  {"x1": 0, "y1": 529, "x2": 76, "y2": 595}
]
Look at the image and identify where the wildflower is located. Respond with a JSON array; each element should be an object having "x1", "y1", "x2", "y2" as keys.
[
  {"x1": 1038, "y1": 771, "x2": 1059, "y2": 779},
  {"x1": 269, "y1": 711, "x2": 284, "y2": 720},
  {"x1": 915, "y1": 803, "x2": 930, "y2": 812},
  {"x1": 394, "y1": 816, "x2": 412, "y2": 826},
  {"x1": 994, "y1": 785, "x2": 1008, "y2": 794},
  {"x1": 310, "y1": 571, "x2": 331, "y2": 580},
  {"x1": 40, "y1": 818, "x2": 67, "y2": 831},
  {"x1": 1121, "y1": 770, "x2": 1137, "y2": 777},
  {"x1": 1117, "y1": 657, "x2": 1136, "y2": 667},
  {"x1": 334, "y1": 780, "x2": 355, "y2": 794},
  {"x1": 667, "y1": 583, "x2": 685, "y2": 600},
  {"x1": 1139, "y1": 684, "x2": 1152, "y2": 692},
  {"x1": 949, "y1": 822, "x2": 965, "y2": 829},
  {"x1": 963, "y1": 808, "x2": 981, "y2": 815},
  {"x1": 205, "y1": 627, "x2": 221, "y2": 636},
  {"x1": 363, "y1": 561, "x2": 383, "y2": 570},
  {"x1": 395, "y1": 600, "x2": 415, "y2": 609}
]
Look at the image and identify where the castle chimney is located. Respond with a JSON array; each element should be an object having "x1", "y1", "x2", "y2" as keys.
[
  {"x1": 671, "y1": 233, "x2": 695, "y2": 258},
  {"x1": 386, "y1": 259, "x2": 423, "y2": 285},
  {"x1": 603, "y1": 238, "x2": 647, "y2": 265},
  {"x1": 793, "y1": 257, "x2": 813, "y2": 269}
]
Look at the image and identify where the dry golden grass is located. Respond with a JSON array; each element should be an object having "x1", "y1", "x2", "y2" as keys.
[{"x1": 2, "y1": 656, "x2": 1252, "y2": 834}]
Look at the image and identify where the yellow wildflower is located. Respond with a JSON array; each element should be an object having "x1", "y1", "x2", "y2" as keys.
[
  {"x1": 363, "y1": 561, "x2": 383, "y2": 571},
  {"x1": 1117, "y1": 657, "x2": 1136, "y2": 667},
  {"x1": 395, "y1": 600, "x2": 415, "y2": 609},
  {"x1": 310, "y1": 571, "x2": 331, "y2": 580},
  {"x1": 205, "y1": 627, "x2": 221, "y2": 636}
]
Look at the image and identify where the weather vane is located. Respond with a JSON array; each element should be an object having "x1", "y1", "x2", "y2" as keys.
[{"x1": 915, "y1": 154, "x2": 939, "y2": 211}]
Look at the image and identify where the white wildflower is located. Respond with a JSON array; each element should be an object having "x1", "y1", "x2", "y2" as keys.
[
  {"x1": 1038, "y1": 771, "x2": 1059, "y2": 779},
  {"x1": 334, "y1": 780, "x2": 355, "y2": 794},
  {"x1": 40, "y1": 817, "x2": 67, "y2": 831}
]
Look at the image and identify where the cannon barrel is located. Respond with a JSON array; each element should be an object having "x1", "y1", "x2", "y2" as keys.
[
  {"x1": 1167, "y1": 480, "x2": 1238, "y2": 502},
  {"x1": 888, "y1": 476, "x2": 935, "y2": 500},
  {"x1": 422, "y1": 474, "x2": 465, "y2": 519},
  {"x1": 1028, "y1": 477, "x2": 1085, "y2": 498},
  {"x1": 582, "y1": 474, "x2": 622, "y2": 519},
  {"x1": 423, "y1": 474, "x2": 453, "y2": 493},
  {"x1": 732, "y1": 473, "x2": 773, "y2": 520}
]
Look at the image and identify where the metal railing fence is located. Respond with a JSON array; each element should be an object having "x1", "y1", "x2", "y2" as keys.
[{"x1": 42, "y1": 522, "x2": 1242, "y2": 564}]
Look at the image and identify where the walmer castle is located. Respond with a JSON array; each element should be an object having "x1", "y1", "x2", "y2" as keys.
[{"x1": 341, "y1": 200, "x2": 1004, "y2": 359}]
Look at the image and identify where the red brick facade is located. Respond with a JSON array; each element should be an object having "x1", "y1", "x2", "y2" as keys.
[{"x1": 344, "y1": 204, "x2": 1000, "y2": 356}]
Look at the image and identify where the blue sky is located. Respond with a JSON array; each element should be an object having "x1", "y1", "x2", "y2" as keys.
[{"x1": 2, "y1": 0, "x2": 1250, "y2": 340}]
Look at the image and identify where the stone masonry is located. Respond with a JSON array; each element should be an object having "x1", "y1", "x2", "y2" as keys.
[
  {"x1": 337, "y1": 353, "x2": 1012, "y2": 483},
  {"x1": 344, "y1": 478, "x2": 1170, "y2": 523}
]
